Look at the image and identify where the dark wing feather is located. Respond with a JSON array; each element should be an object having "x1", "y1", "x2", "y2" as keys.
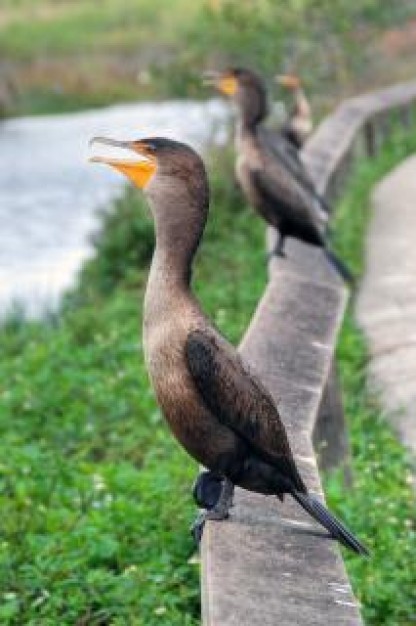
[
  {"x1": 258, "y1": 127, "x2": 331, "y2": 214},
  {"x1": 279, "y1": 124, "x2": 303, "y2": 150},
  {"x1": 259, "y1": 128, "x2": 305, "y2": 178},
  {"x1": 252, "y1": 151, "x2": 327, "y2": 240},
  {"x1": 185, "y1": 329, "x2": 294, "y2": 467}
]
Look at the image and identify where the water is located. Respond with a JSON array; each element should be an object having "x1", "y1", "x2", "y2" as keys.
[{"x1": 0, "y1": 99, "x2": 230, "y2": 318}]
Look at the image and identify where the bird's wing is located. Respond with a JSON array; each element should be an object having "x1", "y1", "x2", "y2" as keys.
[
  {"x1": 185, "y1": 328, "x2": 295, "y2": 469},
  {"x1": 259, "y1": 127, "x2": 303, "y2": 175},
  {"x1": 258, "y1": 127, "x2": 330, "y2": 214},
  {"x1": 272, "y1": 123, "x2": 302, "y2": 151},
  {"x1": 253, "y1": 151, "x2": 328, "y2": 236}
]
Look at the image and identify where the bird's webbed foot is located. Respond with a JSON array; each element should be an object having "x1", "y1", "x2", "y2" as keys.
[
  {"x1": 192, "y1": 470, "x2": 224, "y2": 510},
  {"x1": 275, "y1": 234, "x2": 286, "y2": 258},
  {"x1": 191, "y1": 478, "x2": 234, "y2": 543},
  {"x1": 267, "y1": 233, "x2": 286, "y2": 260}
]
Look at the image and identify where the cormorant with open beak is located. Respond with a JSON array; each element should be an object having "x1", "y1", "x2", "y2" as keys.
[
  {"x1": 276, "y1": 74, "x2": 313, "y2": 149},
  {"x1": 205, "y1": 68, "x2": 352, "y2": 282},
  {"x1": 89, "y1": 135, "x2": 367, "y2": 554}
]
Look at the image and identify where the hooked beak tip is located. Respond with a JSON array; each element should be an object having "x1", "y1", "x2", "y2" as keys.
[{"x1": 88, "y1": 136, "x2": 103, "y2": 148}]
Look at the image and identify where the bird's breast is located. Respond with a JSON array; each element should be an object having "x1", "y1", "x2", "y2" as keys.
[
  {"x1": 236, "y1": 154, "x2": 259, "y2": 202},
  {"x1": 143, "y1": 318, "x2": 244, "y2": 471},
  {"x1": 236, "y1": 154, "x2": 280, "y2": 229}
]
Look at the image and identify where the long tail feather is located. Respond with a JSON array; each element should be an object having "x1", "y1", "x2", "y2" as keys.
[
  {"x1": 292, "y1": 491, "x2": 369, "y2": 556},
  {"x1": 324, "y1": 248, "x2": 355, "y2": 285}
]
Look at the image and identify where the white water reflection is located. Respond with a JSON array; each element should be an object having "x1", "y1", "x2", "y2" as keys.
[{"x1": 0, "y1": 99, "x2": 230, "y2": 318}]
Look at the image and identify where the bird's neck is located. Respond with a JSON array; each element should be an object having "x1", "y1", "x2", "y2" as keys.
[
  {"x1": 236, "y1": 116, "x2": 259, "y2": 151},
  {"x1": 144, "y1": 203, "x2": 205, "y2": 323},
  {"x1": 238, "y1": 89, "x2": 267, "y2": 131},
  {"x1": 236, "y1": 105, "x2": 261, "y2": 145},
  {"x1": 293, "y1": 87, "x2": 310, "y2": 119}
]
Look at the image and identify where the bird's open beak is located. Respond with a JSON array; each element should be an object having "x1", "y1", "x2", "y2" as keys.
[
  {"x1": 89, "y1": 136, "x2": 157, "y2": 189},
  {"x1": 202, "y1": 71, "x2": 238, "y2": 96}
]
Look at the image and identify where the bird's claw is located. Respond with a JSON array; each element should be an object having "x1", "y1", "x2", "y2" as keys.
[
  {"x1": 191, "y1": 477, "x2": 234, "y2": 544},
  {"x1": 266, "y1": 247, "x2": 286, "y2": 262},
  {"x1": 190, "y1": 512, "x2": 207, "y2": 543},
  {"x1": 190, "y1": 506, "x2": 231, "y2": 544}
]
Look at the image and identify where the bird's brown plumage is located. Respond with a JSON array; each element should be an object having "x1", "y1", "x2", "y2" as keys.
[
  {"x1": 209, "y1": 68, "x2": 354, "y2": 282},
  {"x1": 212, "y1": 68, "x2": 328, "y2": 250},
  {"x1": 135, "y1": 140, "x2": 305, "y2": 495},
  {"x1": 90, "y1": 135, "x2": 367, "y2": 554}
]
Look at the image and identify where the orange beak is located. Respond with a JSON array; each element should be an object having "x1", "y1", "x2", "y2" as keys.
[
  {"x1": 275, "y1": 74, "x2": 300, "y2": 90},
  {"x1": 89, "y1": 136, "x2": 157, "y2": 189},
  {"x1": 202, "y1": 71, "x2": 238, "y2": 96}
]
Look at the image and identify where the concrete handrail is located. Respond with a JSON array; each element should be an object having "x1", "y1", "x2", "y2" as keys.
[{"x1": 201, "y1": 79, "x2": 416, "y2": 625}]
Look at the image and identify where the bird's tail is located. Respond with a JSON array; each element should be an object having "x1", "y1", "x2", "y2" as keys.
[
  {"x1": 292, "y1": 491, "x2": 369, "y2": 556},
  {"x1": 324, "y1": 248, "x2": 354, "y2": 285}
]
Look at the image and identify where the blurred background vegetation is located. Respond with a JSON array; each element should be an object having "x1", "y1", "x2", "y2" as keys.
[{"x1": 1, "y1": 0, "x2": 416, "y2": 116}]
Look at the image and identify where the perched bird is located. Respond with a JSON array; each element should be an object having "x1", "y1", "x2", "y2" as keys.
[
  {"x1": 275, "y1": 74, "x2": 313, "y2": 149},
  {"x1": 90, "y1": 135, "x2": 368, "y2": 555},
  {"x1": 206, "y1": 67, "x2": 352, "y2": 282}
]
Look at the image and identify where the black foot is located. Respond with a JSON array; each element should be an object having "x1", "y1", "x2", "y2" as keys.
[
  {"x1": 192, "y1": 471, "x2": 224, "y2": 510},
  {"x1": 191, "y1": 511, "x2": 207, "y2": 543},
  {"x1": 266, "y1": 243, "x2": 286, "y2": 261},
  {"x1": 190, "y1": 506, "x2": 232, "y2": 543},
  {"x1": 190, "y1": 478, "x2": 235, "y2": 544}
]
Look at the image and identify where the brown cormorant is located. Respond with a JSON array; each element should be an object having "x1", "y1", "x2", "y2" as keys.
[
  {"x1": 206, "y1": 68, "x2": 352, "y2": 282},
  {"x1": 276, "y1": 74, "x2": 313, "y2": 149},
  {"x1": 90, "y1": 135, "x2": 367, "y2": 554}
]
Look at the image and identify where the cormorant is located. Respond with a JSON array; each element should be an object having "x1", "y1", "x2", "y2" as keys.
[
  {"x1": 90, "y1": 135, "x2": 367, "y2": 554},
  {"x1": 206, "y1": 68, "x2": 352, "y2": 282},
  {"x1": 276, "y1": 73, "x2": 313, "y2": 149}
]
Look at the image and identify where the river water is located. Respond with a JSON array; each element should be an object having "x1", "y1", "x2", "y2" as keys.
[{"x1": 0, "y1": 99, "x2": 229, "y2": 318}]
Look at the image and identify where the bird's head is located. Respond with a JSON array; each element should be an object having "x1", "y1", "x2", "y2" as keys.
[
  {"x1": 275, "y1": 74, "x2": 301, "y2": 91},
  {"x1": 203, "y1": 67, "x2": 268, "y2": 126},
  {"x1": 89, "y1": 136, "x2": 209, "y2": 227}
]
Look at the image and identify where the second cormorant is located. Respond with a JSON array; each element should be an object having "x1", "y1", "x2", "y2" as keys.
[{"x1": 206, "y1": 67, "x2": 352, "y2": 282}]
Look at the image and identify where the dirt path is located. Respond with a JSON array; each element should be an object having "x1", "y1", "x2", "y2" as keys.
[{"x1": 356, "y1": 155, "x2": 416, "y2": 460}]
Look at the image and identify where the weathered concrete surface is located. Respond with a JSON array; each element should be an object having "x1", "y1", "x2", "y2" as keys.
[
  {"x1": 201, "y1": 266, "x2": 361, "y2": 626},
  {"x1": 357, "y1": 155, "x2": 416, "y2": 458}
]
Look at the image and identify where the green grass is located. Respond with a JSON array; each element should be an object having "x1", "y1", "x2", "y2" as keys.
[
  {"x1": 0, "y1": 150, "x2": 266, "y2": 625},
  {"x1": 325, "y1": 129, "x2": 416, "y2": 625}
]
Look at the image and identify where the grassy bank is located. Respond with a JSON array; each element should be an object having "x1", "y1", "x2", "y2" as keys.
[
  {"x1": 1, "y1": 134, "x2": 416, "y2": 623},
  {"x1": 0, "y1": 152, "x2": 266, "y2": 625},
  {"x1": 1, "y1": 1, "x2": 416, "y2": 116}
]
